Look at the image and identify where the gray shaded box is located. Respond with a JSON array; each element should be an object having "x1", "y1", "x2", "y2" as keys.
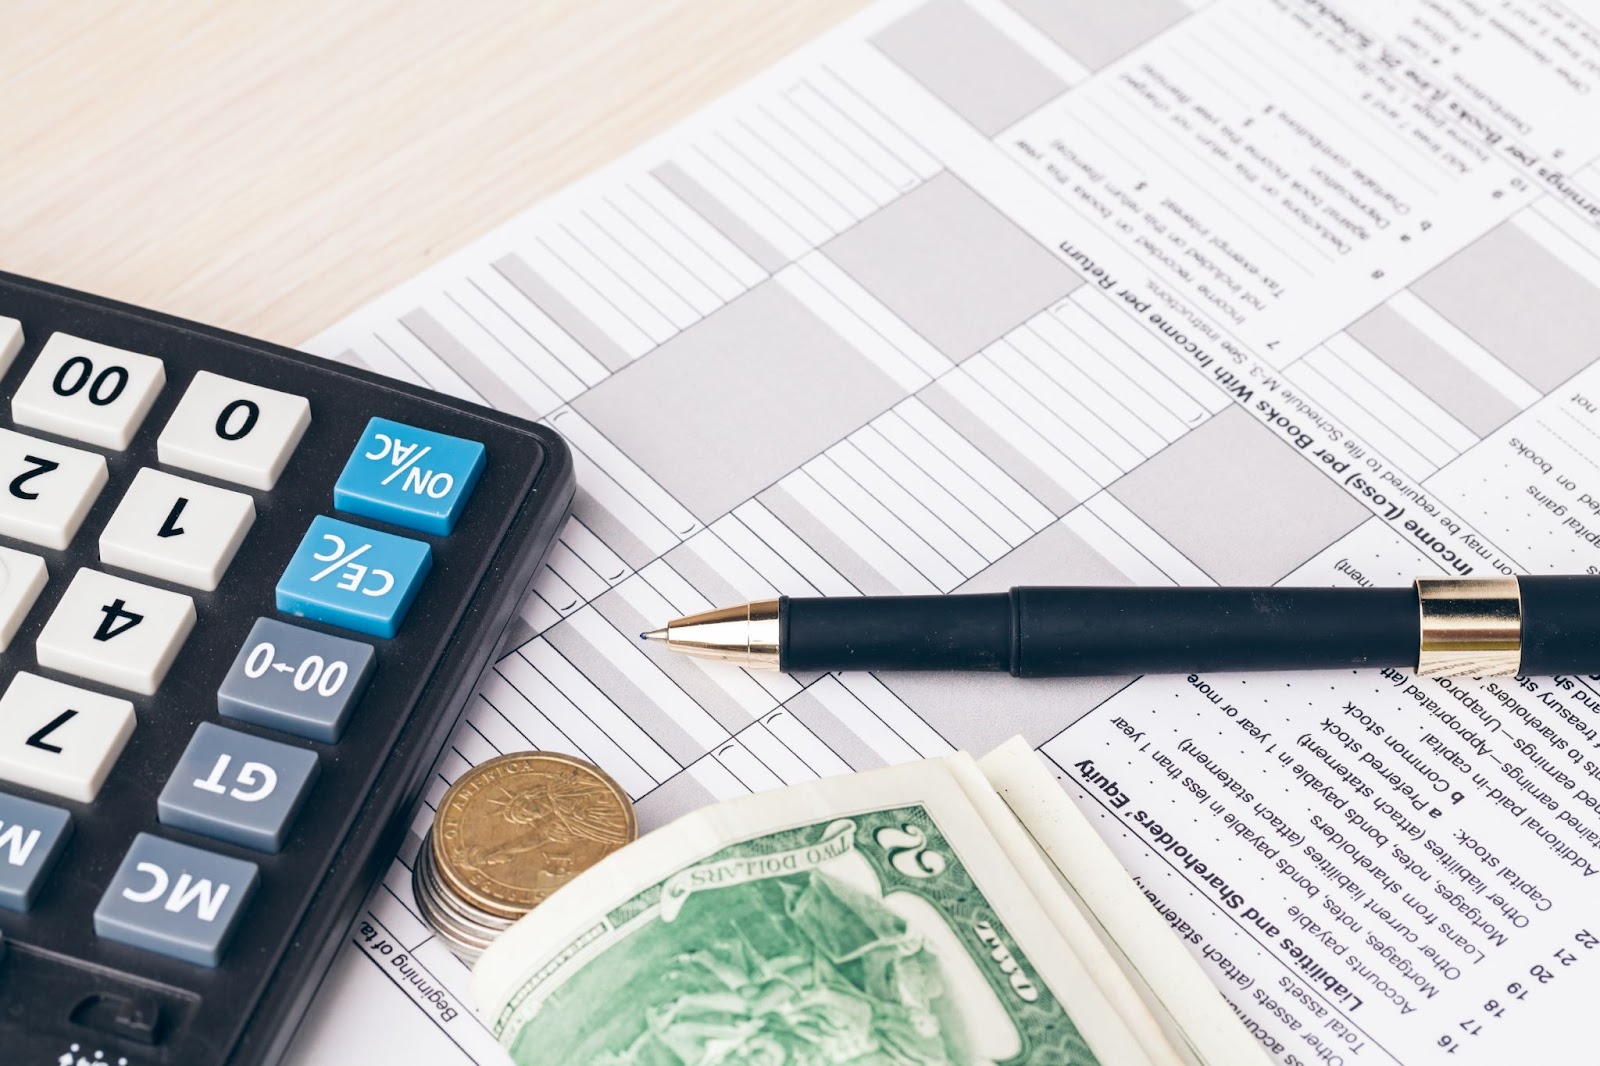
[
  {"x1": 1004, "y1": 0, "x2": 1187, "y2": 71},
  {"x1": 401, "y1": 308, "x2": 540, "y2": 420},
  {"x1": 573, "y1": 282, "x2": 906, "y2": 523},
  {"x1": 494, "y1": 253, "x2": 632, "y2": 373},
  {"x1": 1412, "y1": 222, "x2": 1600, "y2": 393},
  {"x1": 918, "y1": 380, "x2": 1077, "y2": 514},
  {"x1": 1347, "y1": 304, "x2": 1518, "y2": 437},
  {"x1": 634, "y1": 771, "x2": 719, "y2": 833},
  {"x1": 878, "y1": 522, "x2": 1134, "y2": 753},
  {"x1": 218, "y1": 618, "x2": 377, "y2": 743},
  {"x1": 158, "y1": 724, "x2": 320, "y2": 853},
  {"x1": 758, "y1": 486, "x2": 900, "y2": 596},
  {"x1": 545, "y1": 621, "x2": 705, "y2": 768},
  {"x1": 1110, "y1": 406, "x2": 1368, "y2": 584},
  {"x1": 595, "y1": 586, "x2": 752, "y2": 737},
  {"x1": 783, "y1": 690, "x2": 888, "y2": 772},
  {"x1": 653, "y1": 162, "x2": 788, "y2": 274},
  {"x1": 94, "y1": 833, "x2": 259, "y2": 967},
  {"x1": 825, "y1": 173, "x2": 1080, "y2": 363},
  {"x1": 873, "y1": 0, "x2": 1068, "y2": 136}
]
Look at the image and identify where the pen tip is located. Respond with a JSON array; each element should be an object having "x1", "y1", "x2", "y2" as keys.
[{"x1": 640, "y1": 628, "x2": 668, "y2": 643}]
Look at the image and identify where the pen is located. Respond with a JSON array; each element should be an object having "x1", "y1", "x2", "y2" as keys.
[{"x1": 641, "y1": 576, "x2": 1600, "y2": 678}]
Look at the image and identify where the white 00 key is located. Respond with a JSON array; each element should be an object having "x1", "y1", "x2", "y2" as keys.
[{"x1": 13, "y1": 334, "x2": 166, "y2": 450}]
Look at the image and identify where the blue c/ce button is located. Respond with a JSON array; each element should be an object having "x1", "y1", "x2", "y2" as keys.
[
  {"x1": 275, "y1": 516, "x2": 431, "y2": 638},
  {"x1": 334, "y1": 417, "x2": 485, "y2": 535}
]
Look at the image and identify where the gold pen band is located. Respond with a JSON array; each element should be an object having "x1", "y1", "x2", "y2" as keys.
[{"x1": 1415, "y1": 577, "x2": 1522, "y2": 677}]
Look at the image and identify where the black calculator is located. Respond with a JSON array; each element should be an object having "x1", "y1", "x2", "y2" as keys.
[{"x1": 0, "y1": 272, "x2": 574, "y2": 1065}]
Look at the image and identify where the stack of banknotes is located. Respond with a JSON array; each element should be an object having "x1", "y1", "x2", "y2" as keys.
[{"x1": 468, "y1": 738, "x2": 1271, "y2": 1066}]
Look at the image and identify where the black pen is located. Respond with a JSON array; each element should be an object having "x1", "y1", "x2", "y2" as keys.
[{"x1": 641, "y1": 576, "x2": 1600, "y2": 678}]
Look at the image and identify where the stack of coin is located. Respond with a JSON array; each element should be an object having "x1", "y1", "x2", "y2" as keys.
[{"x1": 413, "y1": 751, "x2": 638, "y2": 961}]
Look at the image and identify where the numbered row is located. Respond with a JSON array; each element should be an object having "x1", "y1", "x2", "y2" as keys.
[
  {"x1": 0, "y1": 440, "x2": 255, "y2": 586},
  {"x1": 0, "y1": 415, "x2": 487, "y2": 566},
  {"x1": 0, "y1": 672, "x2": 324, "y2": 835},
  {"x1": 4, "y1": 324, "x2": 311, "y2": 489},
  {"x1": 2, "y1": 519, "x2": 422, "y2": 705}
]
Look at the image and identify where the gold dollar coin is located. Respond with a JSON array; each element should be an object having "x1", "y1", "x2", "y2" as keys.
[{"x1": 433, "y1": 751, "x2": 637, "y2": 920}]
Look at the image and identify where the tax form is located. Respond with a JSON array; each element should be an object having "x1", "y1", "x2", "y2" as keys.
[{"x1": 285, "y1": 1, "x2": 1600, "y2": 1062}]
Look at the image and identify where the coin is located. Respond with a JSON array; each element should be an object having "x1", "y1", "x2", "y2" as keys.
[
  {"x1": 413, "y1": 829, "x2": 508, "y2": 962},
  {"x1": 432, "y1": 751, "x2": 637, "y2": 920}
]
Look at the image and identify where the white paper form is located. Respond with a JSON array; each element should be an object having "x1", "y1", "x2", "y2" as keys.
[{"x1": 284, "y1": 1, "x2": 1600, "y2": 1062}]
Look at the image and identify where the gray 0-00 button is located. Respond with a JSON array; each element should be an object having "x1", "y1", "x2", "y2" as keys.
[{"x1": 218, "y1": 618, "x2": 376, "y2": 742}]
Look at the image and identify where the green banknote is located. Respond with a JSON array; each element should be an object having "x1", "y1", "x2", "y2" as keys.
[{"x1": 470, "y1": 752, "x2": 1170, "y2": 1066}]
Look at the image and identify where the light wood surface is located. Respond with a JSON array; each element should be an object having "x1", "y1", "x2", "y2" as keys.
[{"x1": 0, "y1": 0, "x2": 870, "y2": 347}]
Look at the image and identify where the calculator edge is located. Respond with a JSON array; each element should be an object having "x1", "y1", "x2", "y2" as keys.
[{"x1": 0, "y1": 271, "x2": 580, "y2": 1065}]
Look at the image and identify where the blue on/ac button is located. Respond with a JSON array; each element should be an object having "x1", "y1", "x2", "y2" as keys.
[
  {"x1": 276, "y1": 516, "x2": 431, "y2": 638},
  {"x1": 334, "y1": 417, "x2": 486, "y2": 535}
]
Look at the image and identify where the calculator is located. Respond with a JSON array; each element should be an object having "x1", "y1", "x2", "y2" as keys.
[{"x1": 0, "y1": 272, "x2": 575, "y2": 1065}]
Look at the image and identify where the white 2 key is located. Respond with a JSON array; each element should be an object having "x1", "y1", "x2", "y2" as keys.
[{"x1": 0, "y1": 428, "x2": 108, "y2": 549}]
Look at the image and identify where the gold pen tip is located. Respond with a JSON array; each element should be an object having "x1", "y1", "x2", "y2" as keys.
[{"x1": 640, "y1": 628, "x2": 668, "y2": 643}]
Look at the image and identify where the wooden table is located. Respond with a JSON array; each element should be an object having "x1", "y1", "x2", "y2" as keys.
[
  {"x1": 1, "y1": 0, "x2": 868, "y2": 346},
  {"x1": 2, "y1": 3, "x2": 867, "y2": 1061}
]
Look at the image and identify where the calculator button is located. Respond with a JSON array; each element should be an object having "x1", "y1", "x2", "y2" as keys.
[
  {"x1": 218, "y1": 618, "x2": 376, "y2": 742},
  {"x1": 0, "y1": 546, "x2": 47, "y2": 651},
  {"x1": 156, "y1": 370, "x2": 311, "y2": 490},
  {"x1": 0, "y1": 791, "x2": 72, "y2": 912},
  {"x1": 334, "y1": 417, "x2": 486, "y2": 535},
  {"x1": 159, "y1": 723, "x2": 319, "y2": 853},
  {"x1": 0, "y1": 428, "x2": 108, "y2": 549},
  {"x1": 0, "y1": 317, "x2": 21, "y2": 377},
  {"x1": 12, "y1": 333, "x2": 165, "y2": 450},
  {"x1": 0, "y1": 673, "x2": 136, "y2": 802},
  {"x1": 36, "y1": 569, "x2": 196, "y2": 695},
  {"x1": 275, "y1": 516, "x2": 431, "y2": 638},
  {"x1": 99, "y1": 468, "x2": 255, "y2": 591},
  {"x1": 94, "y1": 833, "x2": 259, "y2": 967}
]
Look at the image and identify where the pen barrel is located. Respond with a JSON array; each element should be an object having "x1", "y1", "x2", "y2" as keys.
[
  {"x1": 780, "y1": 587, "x2": 1421, "y2": 676},
  {"x1": 1518, "y1": 575, "x2": 1600, "y2": 676},
  {"x1": 1011, "y1": 586, "x2": 1417, "y2": 676},
  {"x1": 782, "y1": 594, "x2": 1012, "y2": 672}
]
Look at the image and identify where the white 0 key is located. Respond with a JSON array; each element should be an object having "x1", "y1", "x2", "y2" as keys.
[
  {"x1": 0, "y1": 546, "x2": 47, "y2": 651},
  {"x1": 13, "y1": 333, "x2": 166, "y2": 450},
  {"x1": 0, "y1": 672, "x2": 135, "y2": 803},
  {"x1": 100, "y1": 468, "x2": 256, "y2": 591},
  {"x1": 157, "y1": 371, "x2": 311, "y2": 490},
  {"x1": 0, "y1": 427, "x2": 109, "y2": 549},
  {"x1": 0, "y1": 316, "x2": 21, "y2": 377},
  {"x1": 37, "y1": 569, "x2": 196, "y2": 695}
]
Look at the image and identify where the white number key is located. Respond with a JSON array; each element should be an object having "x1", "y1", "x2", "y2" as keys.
[
  {"x1": 36, "y1": 569, "x2": 196, "y2": 695},
  {"x1": 0, "y1": 316, "x2": 21, "y2": 377},
  {"x1": 99, "y1": 468, "x2": 256, "y2": 591},
  {"x1": 0, "y1": 546, "x2": 47, "y2": 651},
  {"x1": 13, "y1": 333, "x2": 165, "y2": 450},
  {"x1": 157, "y1": 371, "x2": 311, "y2": 490},
  {"x1": 0, "y1": 428, "x2": 108, "y2": 549},
  {"x1": 0, "y1": 672, "x2": 136, "y2": 802}
]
